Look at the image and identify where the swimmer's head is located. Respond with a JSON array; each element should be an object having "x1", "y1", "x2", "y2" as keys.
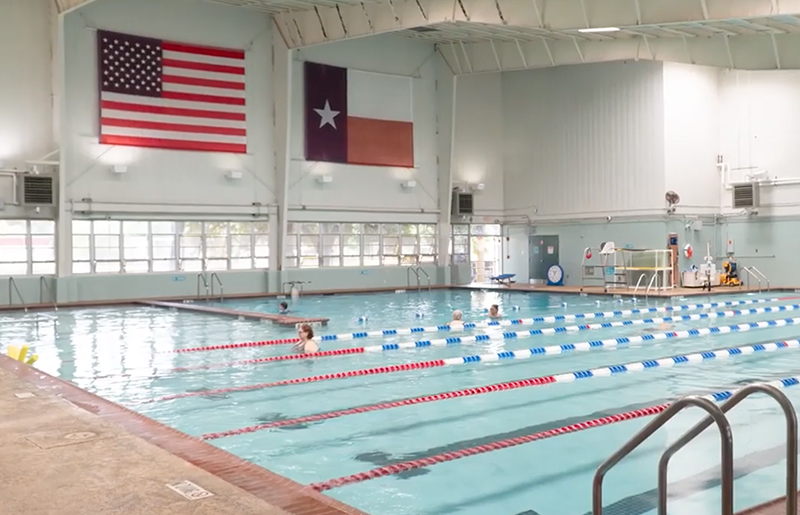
[
  {"x1": 280, "y1": 301, "x2": 288, "y2": 310},
  {"x1": 298, "y1": 323, "x2": 314, "y2": 340},
  {"x1": 489, "y1": 305, "x2": 499, "y2": 317},
  {"x1": 452, "y1": 309, "x2": 463, "y2": 321}
]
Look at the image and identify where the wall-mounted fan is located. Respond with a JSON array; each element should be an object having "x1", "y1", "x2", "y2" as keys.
[{"x1": 665, "y1": 191, "x2": 680, "y2": 213}]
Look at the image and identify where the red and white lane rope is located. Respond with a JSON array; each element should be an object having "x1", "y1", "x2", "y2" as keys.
[
  {"x1": 197, "y1": 339, "x2": 798, "y2": 440},
  {"x1": 308, "y1": 373, "x2": 800, "y2": 491},
  {"x1": 164, "y1": 337, "x2": 300, "y2": 353}
]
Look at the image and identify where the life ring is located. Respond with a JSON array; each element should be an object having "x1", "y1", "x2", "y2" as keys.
[
  {"x1": 585, "y1": 250, "x2": 593, "y2": 260},
  {"x1": 684, "y1": 244, "x2": 693, "y2": 258}
]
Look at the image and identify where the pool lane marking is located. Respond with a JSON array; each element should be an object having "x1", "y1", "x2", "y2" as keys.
[
  {"x1": 136, "y1": 315, "x2": 800, "y2": 402},
  {"x1": 197, "y1": 338, "x2": 800, "y2": 440},
  {"x1": 169, "y1": 304, "x2": 800, "y2": 372},
  {"x1": 307, "y1": 371, "x2": 800, "y2": 491},
  {"x1": 163, "y1": 297, "x2": 797, "y2": 354}
]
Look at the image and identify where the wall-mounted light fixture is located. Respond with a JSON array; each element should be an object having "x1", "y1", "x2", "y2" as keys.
[
  {"x1": 112, "y1": 165, "x2": 127, "y2": 174},
  {"x1": 226, "y1": 170, "x2": 243, "y2": 180},
  {"x1": 471, "y1": 183, "x2": 485, "y2": 192},
  {"x1": 402, "y1": 180, "x2": 417, "y2": 190},
  {"x1": 316, "y1": 175, "x2": 333, "y2": 185}
]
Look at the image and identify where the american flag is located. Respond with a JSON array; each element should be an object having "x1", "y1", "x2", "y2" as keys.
[{"x1": 97, "y1": 30, "x2": 247, "y2": 153}]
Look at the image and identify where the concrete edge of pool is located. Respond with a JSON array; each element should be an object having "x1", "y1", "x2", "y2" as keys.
[
  {"x1": 0, "y1": 283, "x2": 794, "y2": 314},
  {"x1": 0, "y1": 354, "x2": 371, "y2": 515}
]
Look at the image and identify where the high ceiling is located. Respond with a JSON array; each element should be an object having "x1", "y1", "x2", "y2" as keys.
[{"x1": 61, "y1": 0, "x2": 800, "y2": 73}]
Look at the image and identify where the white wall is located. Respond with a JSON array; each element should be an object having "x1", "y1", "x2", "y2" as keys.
[
  {"x1": 719, "y1": 69, "x2": 800, "y2": 216},
  {"x1": 663, "y1": 63, "x2": 721, "y2": 212},
  {"x1": 61, "y1": 0, "x2": 274, "y2": 215},
  {"x1": 289, "y1": 35, "x2": 443, "y2": 222},
  {"x1": 452, "y1": 73, "x2": 504, "y2": 214},
  {"x1": 0, "y1": 0, "x2": 55, "y2": 217},
  {"x1": 502, "y1": 61, "x2": 666, "y2": 220}
]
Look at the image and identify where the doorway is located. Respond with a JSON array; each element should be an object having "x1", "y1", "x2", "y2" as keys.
[{"x1": 529, "y1": 235, "x2": 560, "y2": 282}]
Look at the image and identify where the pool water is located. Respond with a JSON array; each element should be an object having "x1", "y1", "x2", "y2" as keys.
[{"x1": 3, "y1": 289, "x2": 800, "y2": 515}]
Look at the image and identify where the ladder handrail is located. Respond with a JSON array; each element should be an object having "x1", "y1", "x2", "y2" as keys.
[
  {"x1": 415, "y1": 267, "x2": 431, "y2": 291},
  {"x1": 657, "y1": 383, "x2": 797, "y2": 515},
  {"x1": 407, "y1": 266, "x2": 420, "y2": 290},
  {"x1": 748, "y1": 266, "x2": 770, "y2": 290},
  {"x1": 209, "y1": 272, "x2": 224, "y2": 302},
  {"x1": 196, "y1": 273, "x2": 209, "y2": 300},
  {"x1": 8, "y1": 277, "x2": 28, "y2": 313},
  {"x1": 39, "y1": 276, "x2": 57, "y2": 311},
  {"x1": 631, "y1": 273, "x2": 647, "y2": 297},
  {"x1": 741, "y1": 267, "x2": 762, "y2": 292},
  {"x1": 592, "y1": 396, "x2": 733, "y2": 515},
  {"x1": 645, "y1": 273, "x2": 659, "y2": 299}
]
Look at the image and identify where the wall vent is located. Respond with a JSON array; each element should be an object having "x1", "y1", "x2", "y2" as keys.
[
  {"x1": 731, "y1": 183, "x2": 759, "y2": 209},
  {"x1": 451, "y1": 191, "x2": 473, "y2": 216},
  {"x1": 21, "y1": 175, "x2": 55, "y2": 206}
]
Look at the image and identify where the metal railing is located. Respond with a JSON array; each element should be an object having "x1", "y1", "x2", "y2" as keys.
[
  {"x1": 210, "y1": 273, "x2": 224, "y2": 302},
  {"x1": 407, "y1": 266, "x2": 431, "y2": 291},
  {"x1": 631, "y1": 273, "x2": 647, "y2": 298},
  {"x1": 197, "y1": 273, "x2": 209, "y2": 300},
  {"x1": 39, "y1": 276, "x2": 57, "y2": 311},
  {"x1": 747, "y1": 266, "x2": 770, "y2": 291},
  {"x1": 658, "y1": 384, "x2": 797, "y2": 515},
  {"x1": 645, "y1": 273, "x2": 660, "y2": 300},
  {"x1": 592, "y1": 396, "x2": 734, "y2": 515},
  {"x1": 740, "y1": 267, "x2": 762, "y2": 292},
  {"x1": 282, "y1": 280, "x2": 309, "y2": 296},
  {"x1": 8, "y1": 277, "x2": 28, "y2": 313}
]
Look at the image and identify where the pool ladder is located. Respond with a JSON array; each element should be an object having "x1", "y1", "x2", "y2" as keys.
[
  {"x1": 407, "y1": 267, "x2": 431, "y2": 292},
  {"x1": 592, "y1": 383, "x2": 798, "y2": 515},
  {"x1": 196, "y1": 273, "x2": 224, "y2": 302},
  {"x1": 741, "y1": 266, "x2": 769, "y2": 293}
]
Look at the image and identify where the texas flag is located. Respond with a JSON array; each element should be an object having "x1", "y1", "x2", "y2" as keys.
[{"x1": 304, "y1": 61, "x2": 414, "y2": 168}]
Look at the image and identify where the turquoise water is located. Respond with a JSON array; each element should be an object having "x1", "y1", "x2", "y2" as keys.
[{"x1": 3, "y1": 289, "x2": 800, "y2": 514}]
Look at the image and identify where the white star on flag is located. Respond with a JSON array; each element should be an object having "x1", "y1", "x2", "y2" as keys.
[{"x1": 314, "y1": 100, "x2": 340, "y2": 129}]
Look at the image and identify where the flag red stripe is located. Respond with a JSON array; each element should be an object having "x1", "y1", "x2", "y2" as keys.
[
  {"x1": 162, "y1": 58, "x2": 244, "y2": 76},
  {"x1": 162, "y1": 41, "x2": 245, "y2": 60},
  {"x1": 162, "y1": 90, "x2": 245, "y2": 106},
  {"x1": 162, "y1": 74, "x2": 245, "y2": 91},
  {"x1": 101, "y1": 134, "x2": 246, "y2": 154},
  {"x1": 101, "y1": 100, "x2": 246, "y2": 121},
  {"x1": 347, "y1": 117, "x2": 414, "y2": 168},
  {"x1": 102, "y1": 117, "x2": 246, "y2": 137}
]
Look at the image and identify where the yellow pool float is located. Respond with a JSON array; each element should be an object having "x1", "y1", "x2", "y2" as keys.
[{"x1": 6, "y1": 345, "x2": 38, "y2": 366}]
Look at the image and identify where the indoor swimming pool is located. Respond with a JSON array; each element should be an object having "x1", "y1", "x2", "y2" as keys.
[{"x1": 3, "y1": 289, "x2": 800, "y2": 515}]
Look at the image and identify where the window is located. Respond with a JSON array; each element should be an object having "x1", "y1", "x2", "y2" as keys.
[
  {"x1": 70, "y1": 220, "x2": 270, "y2": 274},
  {"x1": 450, "y1": 224, "x2": 503, "y2": 281}
]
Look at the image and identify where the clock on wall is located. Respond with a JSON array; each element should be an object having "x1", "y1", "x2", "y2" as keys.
[{"x1": 547, "y1": 264, "x2": 564, "y2": 286}]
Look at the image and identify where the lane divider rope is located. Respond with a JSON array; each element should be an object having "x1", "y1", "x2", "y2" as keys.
[
  {"x1": 161, "y1": 297, "x2": 795, "y2": 354},
  {"x1": 141, "y1": 315, "x2": 800, "y2": 404},
  {"x1": 199, "y1": 338, "x2": 800, "y2": 440},
  {"x1": 308, "y1": 372, "x2": 800, "y2": 491},
  {"x1": 170, "y1": 305, "x2": 800, "y2": 372}
]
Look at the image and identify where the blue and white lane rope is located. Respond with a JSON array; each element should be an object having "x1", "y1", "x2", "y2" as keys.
[
  {"x1": 199, "y1": 338, "x2": 800, "y2": 439},
  {"x1": 321, "y1": 297, "x2": 791, "y2": 341},
  {"x1": 364, "y1": 304, "x2": 800, "y2": 353}
]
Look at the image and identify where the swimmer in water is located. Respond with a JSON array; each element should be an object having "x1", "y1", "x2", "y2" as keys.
[
  {"x1": 488, "y1": 304, "x2": 502, "y2": 319},
  {"x1": 643, "y1": 322, "x2": 673, "y2": 333},
  {"x1": 278, "y1": 301, "x2": 290, "y2": 315},
  {"x1": 449, "y1": 309, "x2": 464, "y2": 328},
  {"x1": 293, "y1": 323, "x2": 319, "y2": 354}
]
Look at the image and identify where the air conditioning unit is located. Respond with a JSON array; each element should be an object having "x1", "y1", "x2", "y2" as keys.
[
  {"x1": 731, "y1": 182, "x2": 759, "y2": 209},
  {"x1": 451, "y1": 191, "x2": 473, "y2": 216},
  {"x1": 19, "y1": 174, "x2": 55, "y2": 206}
]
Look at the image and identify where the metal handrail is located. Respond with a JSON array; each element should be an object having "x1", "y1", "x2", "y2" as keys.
[
  {"x1": 210, "y1": 273, "x2": 224, "y2": 302},
  {"x1": 631, "y1": 273, "x2": 647, "y2": 298},
  {"x1": 407, "y1": 266, "x2": 420, "y2": 290},
  {"x1": 39, "y1": 276, "x2": 57, "y2": 311},
  {"x1": 196, "y1": 273, "x2": 209, "y2": 300},
  {"x1": 749, "y1": 266, "x2": 770, "y2": 291},
  {"x1": 282, "y1": 280, "x2": 309, "y2": 296},
  {"x1": 592, "y1": 396, "x2": 733, "y2": 515},
  {"x1": 741, "y1": 267, "x2": 762, "y2": 292},
  {"x1": 416, "y1": 267, "x2": 431, "y2": 291},
  {"x1": 645, "y1": 273, "x2": 660, "y2": 299},
  {"x1": 657, "y1": 383, "x2": 797, "y2": 515},
  {"x1": 8, "y1": 277, "x2": 28, "y2": 313}
]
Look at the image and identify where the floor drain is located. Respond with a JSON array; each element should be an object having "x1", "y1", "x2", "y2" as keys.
[
  {"x1": 166, "y1": 480, "x2": 214, "y2": 501},
  {"x1": 15, "y1": 393, "x2": 36, "y2": 399},
  {"x1": 64, "y1": 432, "x2": 96, "y2": 440}
]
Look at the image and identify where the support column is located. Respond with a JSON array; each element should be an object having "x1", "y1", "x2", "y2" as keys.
[
  {"x1": 271, "y1": 23, "x2": 293, "y2": 293},
  {"x1": 55, "y1": 9, "x2": 72, "y2": 302},
  {"x1": 436, "y1": 58, "x2": 457, "y2": 284}
]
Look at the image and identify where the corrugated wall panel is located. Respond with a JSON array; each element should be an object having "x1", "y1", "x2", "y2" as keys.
[{"x1": 502, "y1": 61, "x2": 665, "y2": 219}]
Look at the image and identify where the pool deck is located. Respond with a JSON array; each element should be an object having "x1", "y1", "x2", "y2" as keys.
[
  {"x1": 464, "y1": 282, "x2": 788, "y2": 297},
  {"x1": 0, "y1": 355, "x2": 368, "y2": 515},
  {"x1": 141, "y1": 300, "x2": 330, "y2": 326},
  {"x1": 736, "y1": 496, "x2": 798, "y2": 514}
]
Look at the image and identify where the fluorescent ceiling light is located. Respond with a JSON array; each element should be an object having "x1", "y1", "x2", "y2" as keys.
[{"x1": 578, "y1": 27, "x2": 620, "y2": 33}]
